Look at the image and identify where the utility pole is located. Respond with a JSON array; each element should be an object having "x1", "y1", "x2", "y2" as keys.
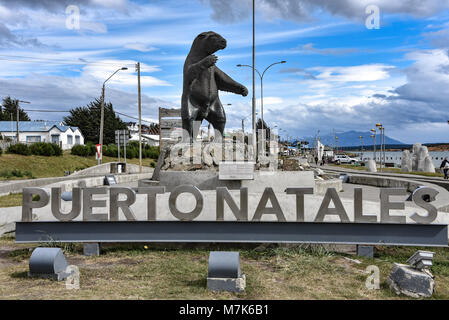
[
  {"x1": 242, "y1": 119, "x2": 244, "y2": 133},
  {"x1": 136, "y1": 62, "x2": 142, "y2": 173},
  {"x1": 15, "y1": 100, "x2": 30, "y2": 143}
]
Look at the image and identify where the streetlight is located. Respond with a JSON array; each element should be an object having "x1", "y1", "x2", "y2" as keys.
[
  {"x1": 237, "y1": 60, "x2": 286, "y2": 155},
  {"x1": 359, "y1": 136, "x2": 364, "y2": 161},
  {"x1": 99, "y1": 67, "x2": 128, "y2": 164},
  {"x1": 376, "y1": 123, "x2": 385, "y2": 172},
  {"x1": 335, "y1": 136, "x2": 339, "y2": 155},
  {"x1": 242, "y1": 112, "x2": 257, "y2": 134},
  {"x1": 370, "y1": 128, "x2": 377, "y2": 163}
]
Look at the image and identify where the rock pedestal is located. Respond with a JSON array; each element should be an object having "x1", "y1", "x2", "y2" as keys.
[
  {"x1": 424, "y1": 156, "x2": 436, "y2": 173},
  {"x1": 366, "y1": 160, "x2": 377, "y2": 173},
  {"x1": 387, "y1": 263, "x2": 434, "y2": 298},
  {"x1": 159, "y1": 142, "x2": 276, "y2": 172},
  {"x1": 283, "y1": 159, "x2": 300, "y2": 171},
  {"x1": 411, "y1": 144, "x2": 435, "y2": 173},
  {"x1": 401, "y1": 150, "x2": 412, "y2": 172},
  {"x1": 404, "y1": 144, "x2": 435, "y2": 173}
]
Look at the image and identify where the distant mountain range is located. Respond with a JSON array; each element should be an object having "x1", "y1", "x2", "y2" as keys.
[{"x1": 302, "y1": 130, "x2": 404, "y2": 148}]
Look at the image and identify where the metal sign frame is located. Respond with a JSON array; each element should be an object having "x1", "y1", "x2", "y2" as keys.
[{"x1": 15, "y1": 221, "x2": 448, "y2": 247}]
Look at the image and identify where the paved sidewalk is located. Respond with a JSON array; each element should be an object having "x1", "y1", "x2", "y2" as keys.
[{"x1": 314, "y1": 164, "x2": 446, "y2": 182}]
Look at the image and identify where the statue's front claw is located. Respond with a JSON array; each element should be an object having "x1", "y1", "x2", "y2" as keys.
[{"x1": 240, "y1": 85, "x2": 248, "y2": 97}]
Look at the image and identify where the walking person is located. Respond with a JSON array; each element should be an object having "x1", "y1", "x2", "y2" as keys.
[
  {"x1": 441, "y1": 157, "x2": 449, "y2": 180},
  {"x1": 315, "y1": 155, "x2": 319, "y2": 166}
]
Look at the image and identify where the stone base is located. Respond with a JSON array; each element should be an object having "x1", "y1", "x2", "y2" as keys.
[
  {"x1": 207, "y1": 275, "x2": 246, "y2": 293},
  {"x1": 387, "y1": 263, "x2": 434, "y2": 298},
  {"x1": 357, "y1": 245, "x2": 374, "y2": 258},
  {"x1": 83, "y1": 243, "x2": 101, "y2": 256}
]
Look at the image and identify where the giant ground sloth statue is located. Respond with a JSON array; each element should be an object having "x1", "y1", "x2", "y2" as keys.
[{"x1": 182, "y1": 31, "x2": 248, "y2": 141}]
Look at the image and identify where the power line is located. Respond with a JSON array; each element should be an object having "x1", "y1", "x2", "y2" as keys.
[
  {"x1": 23, "y1": 109, "x2": 69, "y2": 113},
  {"x1": 21, "y1": 108, "x2": 157, "y2": 125},
  {"x1": 114, "y1": 111, "x2": 157, "y2": 124}
]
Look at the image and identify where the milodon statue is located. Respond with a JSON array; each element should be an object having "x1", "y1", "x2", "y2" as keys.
[{"x1": 181, "y1": 31, "x2": 248, "y2": 141}]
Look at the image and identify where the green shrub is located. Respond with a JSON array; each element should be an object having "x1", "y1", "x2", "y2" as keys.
[
  {"x1": 28, "y1": 142, "x2": 62, "y2": 157},
  {"x1": 71, "y1": 141, "x2": 159, "y2": 160},
  {"x1": 0, "y1": 169, "x2": 33, "y2": 179},
  {"x1": 0, "y1": 146, "x2": 2, "y2": 156},
  {"x1": 7, "y1": 143, "x2": 31, "y2": 156},
  {"x1": 50, "y1": 143, "x2": 63, "y2": 156},
  {"x1": 71, "y1": 144, "x2": 94, "y2": 157},
  {"x1": 11, "y1": 169, "x2": 23, "y2": 177}
]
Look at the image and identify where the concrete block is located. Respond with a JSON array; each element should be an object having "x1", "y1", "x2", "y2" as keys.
[
  {"x1": 28, "y1": 248, "x2": 69, "y2": 281},
  {"x1": 243, "y1": 171, "x2": 315, "y2": 193},
  {"x1": 315, "y1": 179, "x2": 343, "y2": 196},
  {"x1": 207, "y1": 252, "x2": 245, "y2": 293},
  {"x1": 207, "y1": 275, "x2": 246, "y2": 293},
  {"x1": 387, "y1": 263, "x2": 434, "y2": 298},
  {"x1": 357, "y1": 245, "x2": 374, "y2": 258},
  {"x1": 83, "y1": 243, "x2": 101, "y2": 256}
]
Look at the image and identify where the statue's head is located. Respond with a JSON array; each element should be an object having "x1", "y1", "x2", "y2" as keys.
[{"x1": 192, "y1": 31, "x2": 227, "y2": 55}]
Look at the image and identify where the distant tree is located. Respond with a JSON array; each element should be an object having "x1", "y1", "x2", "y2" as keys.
[
  {"x1": 149, "y1": 123, "x2": 159, "y2": 135},
  {"x1": 256, "y1": 118, "x2": 271, "y2": 140},
  {"x1": 63, "y1": 98, "x2": 127, "y2": 145},
  {"x1": 0, "y1": 97, "x2": 30, "y2": 121}
]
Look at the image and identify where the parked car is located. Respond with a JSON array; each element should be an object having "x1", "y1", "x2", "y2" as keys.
[{"x1": 333, "y1": 154, "x2": 359, "y2": 165}]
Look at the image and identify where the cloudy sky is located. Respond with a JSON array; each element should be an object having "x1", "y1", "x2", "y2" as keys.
[{"x1": 1, "y1": 0, "x2": 449, "y2": 143}]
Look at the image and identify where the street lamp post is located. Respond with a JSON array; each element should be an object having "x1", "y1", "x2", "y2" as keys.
[
  {"x1": 237, "y1": 60, "x2": 286, "y2": 156},
  {"x1": 242, "y1": 112, "x2": 257, "y2": 134},
  {"x1": 370, "y1": 128, "x2": 377, "y2": 164},
  {"x1": 376, "y1": 123, "x2": 384, "y2": 172},
  {"x1": 359, "y1": 136, "x2": 364, "y2": 161},
  {"x1": 99, "y1": 67, "x2": 128, "y2": 165},
  {"x1": 252, "y1": 0, "x2": 256, "y2": 161},
  {"x1": 335, "y1": 136, "x2": 339, "y2": 155}
]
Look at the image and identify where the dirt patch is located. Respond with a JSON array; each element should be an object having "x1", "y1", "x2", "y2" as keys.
[{"x1": 0, "y1": 245, "x2": 27, "y2": 268}]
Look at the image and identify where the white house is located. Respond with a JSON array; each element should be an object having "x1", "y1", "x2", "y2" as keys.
[
  {"x1": 0, "y1": 121, "x2": 85, "y2": 150},
  {"x1": 129, "y1": 133, "x2": 159, "y2": 146}
]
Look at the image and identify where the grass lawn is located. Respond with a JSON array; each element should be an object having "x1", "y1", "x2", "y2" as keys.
[
  {"x1": 0, "y1": 151, "x2": 155, "y2": 181},
  {"x1": 1, "y1": 238, "x2": 448, "y2": 300},
  {"x1": 332, "y1": 164, "x2": 445, "y2": 178},
  {"x1": 0, "y1": 193, "x2": 22, "y2": 208}
]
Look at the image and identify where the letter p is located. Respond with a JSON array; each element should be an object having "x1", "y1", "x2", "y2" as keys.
[{"x1": 22, "y1": 188, "x2": 50, "y2": 222}]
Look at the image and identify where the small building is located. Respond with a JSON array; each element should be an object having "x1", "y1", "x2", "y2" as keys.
[
  {"x1": 0, "y1": 121, "x2": 85, "y2": 150},
  {"x1": 129, "y1": 133, "x2": 160, "y2": 147}
]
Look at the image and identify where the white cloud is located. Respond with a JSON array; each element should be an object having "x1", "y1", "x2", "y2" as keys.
[
  {"x1": 202, "y1": 0, "x2": 449, "y2": 23},
  {"x1": 310, "y1": 64, "x2": 395, "y2": 82},
  {"x1": 124, "y1": 42, "x2": 159, "y2": 52},
  {"x1": 80, "y1": 60, "x2": 171, "y2": 87}
]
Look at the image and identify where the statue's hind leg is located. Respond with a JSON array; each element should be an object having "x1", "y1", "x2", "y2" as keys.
[
  {"x1": 206, "y1": 100, "x2": 226, "y2": 142},
  {"x1": 182, "y1": 101, "x2": 204, "y2": 142}
]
